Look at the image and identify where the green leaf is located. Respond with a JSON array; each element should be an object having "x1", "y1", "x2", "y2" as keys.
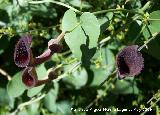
[
  {"x1": 80, "y1": 12, "x2": 100, "y2": 48},
  {"x1": 56, "y1": 101, "x2": 71, "y2": 115},
  {"x1": 149, "y1": 10, "x2": 160, "y2": 33},
  {"x1": 64, "y1": 26, "x2": 86, "y2": 59},
  {"x1": 143, "y1": 37, "x2": 160, "y2": 60},
  {"x1": 44, "y1": 83, "x2": 59, "y2": 112},
  {"x1": 113, "y1": 77, "x2": 139, "y2": 94},
  {"x1": 90, "y1": 47, "x2": 115, "y2": 86},
  {"x1": 62, "y1": 10, "x2": 100, "y2": 63},
  {"x1": 62, "y1": 9, "x2": 77, "y2": 32},
  {"x1": 143, "y1": 11, "x2": 160, "y2": 39},
  {"x1": 0, "y1": 88, "x2": 14, "y2": 108},
  {"x1": 27, "y1": 64, "x2": 47, "y2": 97},
  {"x1": 63, "y1": 67, "x2": 88, "y2": 89},
  {"x1": 98, "y1": 12, "x2": 113, "y2": 32},
  {"x1": 125, "y1": 21, "x2": 141, "y2": 43},
  {"x1": 7, "y1": 72, "x2": 26, "y2": 98}
]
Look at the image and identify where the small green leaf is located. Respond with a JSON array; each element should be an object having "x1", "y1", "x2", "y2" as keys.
[{"x1": 7, "y1": 72, "x2": 26, "y2": 98}]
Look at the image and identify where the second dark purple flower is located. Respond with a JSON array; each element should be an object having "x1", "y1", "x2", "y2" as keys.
[{"x1": 116, "y1": 45, "x2": 144, "y2": 79}]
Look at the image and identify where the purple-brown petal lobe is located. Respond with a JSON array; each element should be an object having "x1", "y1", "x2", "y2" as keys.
[
  {"x1": 22, "y1": 67, "x2": 37, "y2": 88},
  {"x1": 14, "y1": 35, "x2": 32, "y2": 67}
]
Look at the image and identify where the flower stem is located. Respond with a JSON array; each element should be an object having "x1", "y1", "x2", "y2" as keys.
[{"x1": 29, "y1": 0, "x2": 81, "y2": 14}]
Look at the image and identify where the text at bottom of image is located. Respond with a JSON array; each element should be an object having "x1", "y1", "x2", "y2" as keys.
[{"x1": 71, "y1": 107, "x2": 152, "y2": 112}]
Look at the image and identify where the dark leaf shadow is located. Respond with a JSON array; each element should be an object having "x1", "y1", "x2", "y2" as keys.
[{"x1": 80, "y1": 28, "x2": 96, "y2": 68}]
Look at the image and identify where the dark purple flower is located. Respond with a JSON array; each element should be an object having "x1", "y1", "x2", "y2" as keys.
[
  {"x1": 14, "y1": 35, "x2": 32, "y2": 67},
  {"x1": 22, "y1": 67, "x2": 38, "y2": 88},
  {"x1": 116, "y1": 45, "x2": 144, "y2": 79}
]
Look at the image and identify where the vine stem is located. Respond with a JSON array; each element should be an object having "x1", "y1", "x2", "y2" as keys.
[
  {"x1": 11, "y1": 94, "x2": 46, "y2": 115},
  {"x1": 93, "y1": 8, "x2": 144, "y2": 16},
  {"x1": 53, "y1": 61, "x2": 81, "y2": 83},
  {"x1": 141, "y1": 96, "x2": 160, "y2": 115},
  {"x1": 0, "y1": 68, "x2": 11, "y2": 81},
  {"x1": 138, "y1": 32, "x2": 159, "y2": 51},
  {"x1": 29, "y1": 0, "x2": 81, "y2": 14}
]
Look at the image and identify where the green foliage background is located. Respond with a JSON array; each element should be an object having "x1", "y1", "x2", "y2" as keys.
[{"x1": 0, "y1": 0, "x2": 160, "y2": 115}]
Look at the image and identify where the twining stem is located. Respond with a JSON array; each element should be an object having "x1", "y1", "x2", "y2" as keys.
[
  {"x1": 53, "y1": 61, "x2": 81, "y2": 83},
  {"x1": 148, "y1": 19, "x2": 160, "y2": 21},
  {"x1": 29, "y1": 0, "x2": 81, "y2": 14},
  {"x1": 141, "y1": 90, "x2": 160, "y2": 115},
  {"x1": 138, "y1": 32, "x2": 159, "y2": 51},
  {"x1": 141, "y1": 1, "x2": 152, "y2": 11},
  {"x1": 11, "y1": 94, "x2": 46, "y2": 115},
  {"x1": 93, "y1": 8, "x2": 144, "y2": 16},
  {"x1": 141, "y1": 96, "x2": 160, "y2": 115}
]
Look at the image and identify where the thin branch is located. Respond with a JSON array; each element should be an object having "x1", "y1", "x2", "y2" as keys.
[
  {"x1": 141, "y1": 97, "x2": 160, "y2": 115},
  {"x1": 0, "y1": 68, "x2": 11, "y2": 81},
  {"x1": 148, "y1": 19, "x2": 160, "y2": 21},
  {"x1": 53, "y1": 61, "x2": 81, "y2": 83},
  {"x1": 11, "y1": 94, "x2": 46, "y2": 115},
  {"x1": 140, "y1": 90, "x2": 160, "y2": 115},
  {"x1": 93, "y1": 8, "x2": 144, "y2": 16},
  {"x1": 99, "y1": 36, "x2": 111, "y2": 45},
  {"x1": 138, "y1": 32, "x2": 159, "y2": 51},
  {"x1": 29, "y1": 0, "x2": 81, "y2": 14}
]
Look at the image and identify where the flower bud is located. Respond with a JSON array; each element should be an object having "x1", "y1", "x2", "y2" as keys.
[
  {"x1": 48, "y1": 39, "x2": 63, "y2": 53},
  {"x1": 116, "y1": 45, "x2": 144, "y2": 79},
  {"x1": 22, "y1": 67, "x2": 38, "y2": 88},
  {"x1": 14, "y1": 34, "x2": 32, "y2": 67},
  {"x1": 48, "y1": 69, "x2": 57, "y2": 80}
]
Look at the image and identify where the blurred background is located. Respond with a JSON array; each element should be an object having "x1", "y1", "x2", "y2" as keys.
[{"x1": 0, "y1": 0, "x2": 160, "y2": 115}]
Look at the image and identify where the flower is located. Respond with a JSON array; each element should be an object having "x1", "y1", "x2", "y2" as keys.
[
  {"x1": 14, "y1": 34, "x2": 32, "y2": 67},
  {"x1": 22, "y1": 67, "x2": 38, "y2": 88},
  {"x1": 116, "y1": 45, "x2": 144, "y2": 79}
]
